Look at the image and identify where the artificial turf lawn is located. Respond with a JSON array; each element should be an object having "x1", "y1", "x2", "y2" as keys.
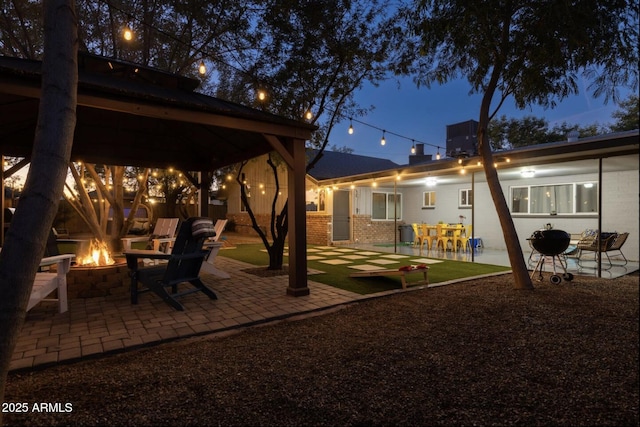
[{"x1": 218, "y1": 244, "x2": 511, "y2": 295}]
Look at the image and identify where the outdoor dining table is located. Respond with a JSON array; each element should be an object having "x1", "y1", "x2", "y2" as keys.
[
  {"x1": 422, "y1": 224, "x2": 462, "y2": 236},
  {"x1": 442, "y1": 225, "x2": 463, "y2": 235}
]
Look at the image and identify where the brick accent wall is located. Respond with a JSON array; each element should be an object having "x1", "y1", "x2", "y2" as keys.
[
  {"x1": 226, "y1": 213, "x2": 272, "y2": 237},
  {"x1": 229, "y1": 213, "x2": 335, "y2": 246},
  {"x1": 307, "y1": 215, "x2": 332, "y2": 245},
  {"x1": 353, "y1": 214, "x2": 401, "y2": 244}
]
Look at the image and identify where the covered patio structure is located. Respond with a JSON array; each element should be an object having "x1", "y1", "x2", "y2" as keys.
[{"x1": 0, "y1": 52, "x2": 316, "y2": 296}]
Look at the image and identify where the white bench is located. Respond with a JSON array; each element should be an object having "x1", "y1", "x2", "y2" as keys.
[{"x1": 28, "y1": 254, "x2": 75, "y2": 313}]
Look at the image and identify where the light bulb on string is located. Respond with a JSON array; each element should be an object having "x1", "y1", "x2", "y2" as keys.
[
  {"x1": 123, "y1": 25, "x2": 133, "y2": 41},
  {"x1": 305, "y1": 109, "x2": 313, "y2": 120},
  {"x1": 436, "y1": 148, "x2": 441, "y2": 160},
  {"x1": 348, "y1": 119, "x2": 354, "y2": 135},
  {"x1": 380, "y1": 130, "x2": 386, "y2": 146},
  {"x1": 411, "y1": 139, "x2": 416, "y2": 154},
  {"x1": 198, "y1": 60, "x2": 206, "y2": 75},
  {"x1": 257, "y1": 90, "x2": 266, "y2": 101}
]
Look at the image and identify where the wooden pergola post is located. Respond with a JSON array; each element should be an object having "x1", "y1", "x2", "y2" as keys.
[
  {"x1": 286, "y1": 137, "x2": 309, "y2": 296},
  {"x1": 198, "y1": 171, "x2": 210, "y2": 218},
  {"x1": 264, "y1": 134, "x2": 309, "y2": 296}
]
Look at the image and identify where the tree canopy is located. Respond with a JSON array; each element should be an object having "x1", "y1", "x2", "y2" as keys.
[
  {"x1": 394, "y1": 0, "x2": 639, "y2": 289},
  {"x1": 610, "y1": 94, "x2": 640, "y2": 131}
]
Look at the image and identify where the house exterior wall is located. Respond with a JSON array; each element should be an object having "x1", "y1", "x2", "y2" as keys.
[
  {"x1": 224, "y1": 152, "x2": 638, "y2": 261},
  {"x1": 396, "y1": 158, "x2": 638, "y2": 261},
  {"x1": 225, "y1": 155, "x2": 288, "y2": 236},
  {"x1": 323, "y1": 164, "x2": 639, "y2": 256},
  {"x1": 225, "y1": 158, "x2": 288, "y2": 218},
  {"x1": 351, "y1": 186, "x2": 405, "y2": 243},
  {"x1": 479, "y1": 166, "x2": 639, "y2": 259}
]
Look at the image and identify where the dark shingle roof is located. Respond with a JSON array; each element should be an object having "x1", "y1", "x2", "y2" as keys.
[{"x1": 307, "y1": 149, "x2": 398, "y2": 180}]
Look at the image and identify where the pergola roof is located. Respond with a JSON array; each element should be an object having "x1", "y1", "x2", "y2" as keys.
[
  {"x1": 0, "y1": 53, "x2": 316, "y2": 171},
  {"x1": 0, "y1": 53, "x2": 315, "y2": 297}
]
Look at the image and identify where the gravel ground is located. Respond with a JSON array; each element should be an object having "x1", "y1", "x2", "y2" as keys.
[{"x1": 4, "y1": 272, "x2": 638, "y2": 426}]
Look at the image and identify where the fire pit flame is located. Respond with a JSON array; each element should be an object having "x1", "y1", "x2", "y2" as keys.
[{"x1": 78, "y1": 239, "x2": 115, "y2": 266}]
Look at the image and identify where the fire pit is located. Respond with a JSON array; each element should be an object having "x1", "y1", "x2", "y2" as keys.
[
  {"x1": 66, "y1": 239, "x2": 129, "y2": 298},
  {"x1": 67, "y1": 260, "x2": 129, "y2": 298},
  {"x1": 528, "y1": 229, "x2": 574, "y2": 284}
]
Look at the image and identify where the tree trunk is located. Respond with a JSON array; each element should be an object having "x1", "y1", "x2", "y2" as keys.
[
  {"x1": 0, "y1": 0, "x2": 78, "y2": 416},
  {"x1": 478, "y1": 72, "x2": 533, "y2": 290},
  {"x1": 268, "y1": 238, "x2": 286, "y2": 270},
  {"x1": 236, "y1": 159, "x2": 289, "y2": 270}
]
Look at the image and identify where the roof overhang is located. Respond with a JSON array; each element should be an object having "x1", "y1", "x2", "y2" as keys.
[{"x1": 317, "y1": 130, "x2": 639, "y2": 187}]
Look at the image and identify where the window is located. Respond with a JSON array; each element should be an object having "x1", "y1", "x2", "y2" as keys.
[
  {"x1": 423, "y1": 191, "x2": 436, "y2": 208},
  {"x1": 511, "y1": 187, "x2": 528, "y2": 213},
  {"x1": 575, "y1": 183, "x2": 598, "y2": 213},
  {"x1": 372, "y1": 192, "x2": 402, "y2": 220},
  {"x1": 305, "y1": 189, "x2": 325, "y2": 212},
  {"x1": 510, "y1": 182, "x2": 598, "y2": 214},
  {"x1": 459, "y1": 189, "x2": 473, "y2": 207}
]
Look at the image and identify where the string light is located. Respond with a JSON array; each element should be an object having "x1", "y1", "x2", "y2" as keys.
[
  {"x1": 411, "y1": 139, "x2": 416, "y2": 154},
  {"x1": 346, "y1": 116, "x2": 444, "y2": 159},
  {"x1": 123, "y1": 25, "x2": 133, "y2": 41},
  {"x1": 104, "y1": 0, "x2": 447, "y2": 160},
  {"x1": 198, "y1": 60, "x2": 206, "y2": 75}
]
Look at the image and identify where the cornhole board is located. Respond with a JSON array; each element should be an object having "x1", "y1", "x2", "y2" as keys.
[{"x1": 349, "y1": 266, "x2": 429, "y2": 289}]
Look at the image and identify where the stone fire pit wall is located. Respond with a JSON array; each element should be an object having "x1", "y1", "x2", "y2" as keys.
[{"x1": 66, "y1": 262, "x2": 130, "y2": 299}]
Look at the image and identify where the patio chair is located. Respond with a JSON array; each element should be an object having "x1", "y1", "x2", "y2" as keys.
[
  {"x1": 122, "y1": 217, "x2": 179, "y2": 254},
  {"x1": 411, "y1": 223, "x2": 425, "y2": 248},
  {"x1": 29, "y1": 254, "x2": 75, "y2": 313},
  {"x1": 421, "y1": 223, "x2": 436, "y2": 251},
  {"x1": 435, "y1": 224, "x2": 454, "y2": 251},
  {"x1": 124, "y1": 217, "x2": 218, "y2": 311},
  {"x1": 450, "y1": 224, "x2": 464, "y2": 251},
  {"x1": 200, "y1": 219, "x2": 230, "y2": 278},
  {"x1": 577, "y1": 231, "x2": 629, "y2": 269},
  {"x1": 606, "y1": 232, "x2": 629, "y2": 266},
  {"x1": 455, "y1": 224, "x2": 472, "y2": 252},
  {"x1": 211, "y1": 219, "x2": 228, "y2": 243}
]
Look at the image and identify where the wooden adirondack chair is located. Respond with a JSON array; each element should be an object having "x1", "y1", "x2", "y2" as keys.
[
  {"x1": 121, "y1": 218, "x2": 180, "y2": 253},
  {"x1": 124, "y1": 217, "x2": 218, "y2": 311},
  {"x1": 200, "y1": 219, "x2": 230, "y2": 278}
]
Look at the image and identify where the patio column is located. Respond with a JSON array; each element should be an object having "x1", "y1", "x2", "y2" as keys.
[
  {"x1": 286, "y1": 137, "x2": 309, "y2": 296},
  {"x1": 198, "y1": 171, "x2": 211, "y2": 218},
  {"x1": 264, "y1": 133, "x2": 309, "y2": 296}
]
